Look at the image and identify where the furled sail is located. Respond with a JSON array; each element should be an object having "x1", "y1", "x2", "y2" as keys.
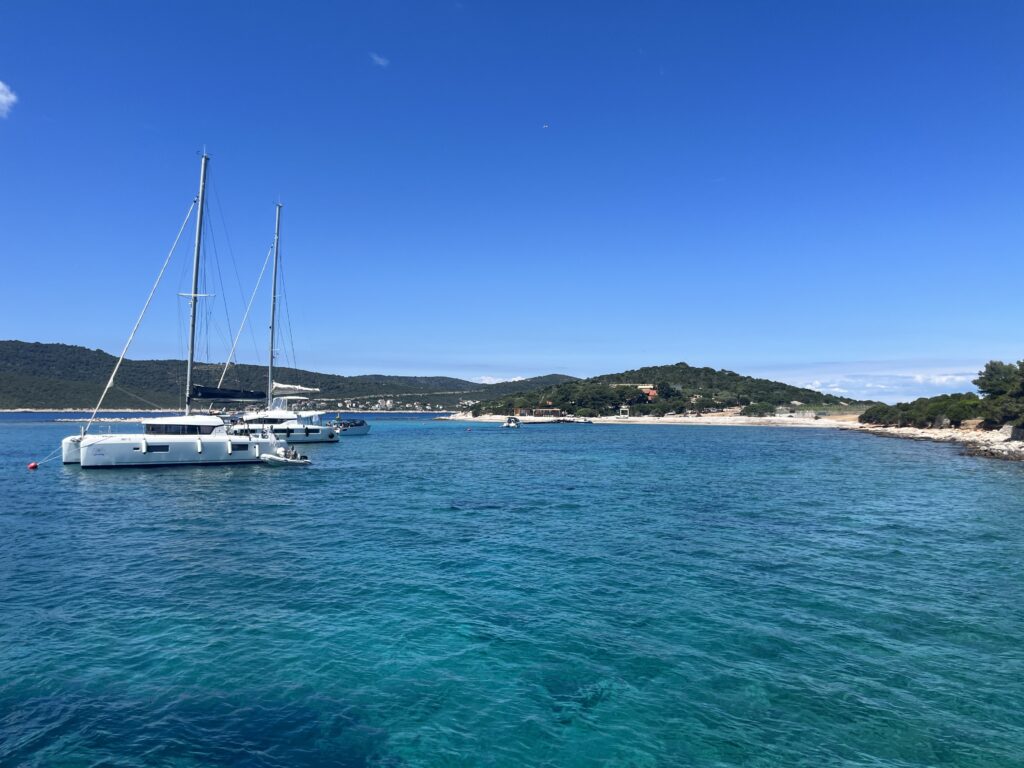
[
  {"x1": 271, "y1": 382, "x2": 321, "y2": 396},
  {"x1": 190, "y1": 385, "x2": 266, "y2": 402}
]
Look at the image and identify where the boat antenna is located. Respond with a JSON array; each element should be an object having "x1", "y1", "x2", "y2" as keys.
[
  {"x1": 184, "y1": 153, "x2": 210, "y2": 415},
  {"x1": 268, "y1": 203, "x2": 282, "y2": 411}
]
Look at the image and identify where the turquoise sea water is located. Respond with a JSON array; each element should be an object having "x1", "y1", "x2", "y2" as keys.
[{"x1": 2, "y1": 414, "x2": 1023, "y2": 766}]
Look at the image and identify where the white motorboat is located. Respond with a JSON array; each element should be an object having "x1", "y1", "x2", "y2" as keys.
[
  {"x1": 61, "y1": 155, "x2": 286, "y2": 468},
  {"x1": 501, "y1": 416, "x2": 521, "y2": 429},
  {"x1": 328, "y1": 417, "x2": 371, "y2": 436},
  {"x1": 231, "y1": 397, "x2": 339, "y2": 443}
]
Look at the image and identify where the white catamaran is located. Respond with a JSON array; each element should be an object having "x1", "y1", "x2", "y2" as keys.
[{"x1": 61, "y1": 154, "x2": 284, "y2": 468}]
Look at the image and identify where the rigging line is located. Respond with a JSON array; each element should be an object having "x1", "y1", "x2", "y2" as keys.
[
  {"x1": 84, "y1": 201, "x2": 196, "y2": 435},
  {"x1": 210, "y1": 181, "x2": 249, "y2": 323},
  {"x1": 204, "y1": 190, "x2": 237, "y2": 369},
  {"x1": 277, "y1": 253, "x2": 299, "y2": 372},
  {"x1": 198, "y1": 226, "x2": 206, "y2": 366},
  {"x1": 212, "y1": 231, "x2": 235, "y2": 363},
  {"x1": 175, "y1": 285, "x2": 183, "y2": 411},
  {"x1": 245, "y1": 242, "x2": 266, "y2": 365},
  {"x1": 175, "y1": 271, "x2": 186, "y2": 412},
  {"x1": 34, "y1": 445, "x2": 65, "y2": 467},
  {"x1": 174, "y1": 219, "x2": 190, "y2": 411},
  {"x1": 200, "y1": 198, "x2": 214, "y2": 367},
  {"x1": 211, "y1": 179, "x2": 261, "y2": 367},
  {"x1": 203, "y1": 199, "x2": 214, "y2": 364},
  {"x1": 113, "y1": 385, "x2": 168, "y2": 411},
  {"x1": 215, "y1": 243, "x2": 274, "y2": 390},
  {"x1": 246, "y1": 293, "x2": 263, "y2": 366}
]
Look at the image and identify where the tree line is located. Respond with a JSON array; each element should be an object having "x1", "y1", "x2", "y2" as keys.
[{"x1": 858, "y1": 361, "x2": 1024, "y2": 428}]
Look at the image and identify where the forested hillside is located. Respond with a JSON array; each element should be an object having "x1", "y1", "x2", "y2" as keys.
[
  {"x1": 0, "y1": 341, "x2": 575, "y2": 409},
  {"x1": 476, "y1": 362, "x2": 867, "y2": 417}
]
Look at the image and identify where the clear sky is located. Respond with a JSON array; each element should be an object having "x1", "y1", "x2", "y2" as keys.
[{"x1": 2, "y1": 1, "x2": 1022, "y2": 402}]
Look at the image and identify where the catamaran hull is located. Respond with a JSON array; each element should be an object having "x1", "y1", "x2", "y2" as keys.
[
  {"x1": 62, "y1": 436, "x2": 82, "y2": 464},
  {"x1": 77, "y1": 434, "x2": 280, "y2": 468}
]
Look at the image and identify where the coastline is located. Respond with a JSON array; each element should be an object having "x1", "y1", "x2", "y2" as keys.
[
  {"x1": 446, "y1": 412, "x2": 851, "y2": 429},
  {"x1": 849, "y1": 423, "x2": 1024, "y2": 461},
  {"x1": 445, "y1": 412, "x2": 1024, "y2": 461}
]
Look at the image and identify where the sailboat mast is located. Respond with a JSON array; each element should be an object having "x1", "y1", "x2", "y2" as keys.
[
  {"x1": 184, "y1": 153, "x2": 209, "y2": 415},
  {"x1": 268, "y1": 203, "x2": 282, "y2": 411}
]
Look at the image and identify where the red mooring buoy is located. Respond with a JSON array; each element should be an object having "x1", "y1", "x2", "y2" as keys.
[{"x1": 28, "y1": 462, "x2": 39, "y2": 470}]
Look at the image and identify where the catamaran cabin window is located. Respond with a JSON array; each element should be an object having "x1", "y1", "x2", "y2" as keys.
[
  {"x1": 231, "y1": 443, "x2": 251, "y2": 451},
  {"x1": 145, "y1": 424, "x2": 217, "y2": 435},
  {"x1": 147, "y1": 445, "x2": 170, "y2": 453}
]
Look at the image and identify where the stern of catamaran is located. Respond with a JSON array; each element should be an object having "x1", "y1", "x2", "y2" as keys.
[{"x1": 61, "y1": 435, "x2": 82, "y2": 464}]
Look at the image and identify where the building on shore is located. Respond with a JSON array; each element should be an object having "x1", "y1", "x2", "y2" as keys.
[
  {"x1": 513, "y1": 407, "x2": 563, "y2": 418},
  {"x1": 611, "y1": 383, "x2": 658, "y2": 399}
]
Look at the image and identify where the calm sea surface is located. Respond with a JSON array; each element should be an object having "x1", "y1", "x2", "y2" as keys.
[{"x1": 1, "y1": 413, "x2": 1023, "y2": 766}]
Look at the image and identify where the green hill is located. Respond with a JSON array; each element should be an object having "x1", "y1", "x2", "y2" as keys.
[
  {"x1": 475, "y1": 361, "x2": 870, "y2": 417},
  {"x1": 0, "y1": 341, "x2": 576, "y2": 410}
]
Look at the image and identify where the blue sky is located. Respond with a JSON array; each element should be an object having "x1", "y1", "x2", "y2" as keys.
[{"x1": 1, "y1": 1, "x2": 1022, "y2": 402}]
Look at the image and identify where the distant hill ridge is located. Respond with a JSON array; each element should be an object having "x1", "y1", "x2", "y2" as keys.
[{"x1": 0, "y1": 341, "x2": 576, "y2": 409}]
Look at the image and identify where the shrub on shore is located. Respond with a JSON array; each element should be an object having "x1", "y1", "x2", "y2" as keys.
[{"x1": 858, "y1": 394, "x2": 982, "y2": 428}]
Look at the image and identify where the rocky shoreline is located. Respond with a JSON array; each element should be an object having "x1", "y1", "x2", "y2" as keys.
[{"x1": 849, "y1": 423, "x2": 1024, "y2": 461}]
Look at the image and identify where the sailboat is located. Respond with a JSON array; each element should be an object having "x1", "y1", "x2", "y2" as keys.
[
  {"x1": 61, "y1": 154, "x2": 285, "y2": 468},
  {"x1": 228, "y1": 205, "x2": 339, "y2": 444}
]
